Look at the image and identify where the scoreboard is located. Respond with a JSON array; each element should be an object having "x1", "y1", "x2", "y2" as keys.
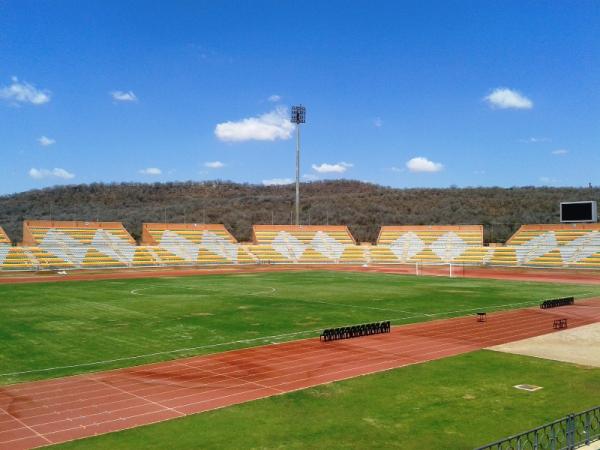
[{"x1": 560, "y1": 201, "x2": 598, "y2": 223}]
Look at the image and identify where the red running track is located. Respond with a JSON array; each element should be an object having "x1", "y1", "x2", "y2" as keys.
[{"x1": 2, "y1": 300, "x2": 600, "y2": 449}]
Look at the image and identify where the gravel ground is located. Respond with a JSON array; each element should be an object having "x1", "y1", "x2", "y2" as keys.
[{"x1": 489, "y1": 322, "x2": 600, "y2": 368}]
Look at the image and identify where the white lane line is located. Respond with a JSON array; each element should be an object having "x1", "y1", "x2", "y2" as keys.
[
  {"x1": 0, "y1": 405, "x2": 51, "y2": 444},
  {"x1": 90, "y1": 377, "x2": 183, "y2": 415}
]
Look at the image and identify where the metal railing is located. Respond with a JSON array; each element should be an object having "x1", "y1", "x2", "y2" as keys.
[{"x1": 475, "y1": 406, "x2": 600, "y2": 450}]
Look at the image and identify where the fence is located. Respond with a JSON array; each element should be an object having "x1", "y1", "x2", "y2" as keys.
[{"x1": 475, "y1": 405, "x2": 600, "y2": 450}]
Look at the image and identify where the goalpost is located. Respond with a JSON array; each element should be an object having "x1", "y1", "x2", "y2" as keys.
[{"x1": 414, "y1": 262, "x2": 460, "y2": 278}]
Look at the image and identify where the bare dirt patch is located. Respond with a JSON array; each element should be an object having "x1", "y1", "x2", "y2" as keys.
[{"x1": 489, "y1": 322, "x2": 600, "y2": 368}]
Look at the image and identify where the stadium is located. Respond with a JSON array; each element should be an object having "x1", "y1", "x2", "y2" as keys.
[
  {"x1": 2, "y1": 2, "x2": 600, "y2": 450},
  {"x1": 1, "y1": 216, "x2": 600, "y2": 449}
]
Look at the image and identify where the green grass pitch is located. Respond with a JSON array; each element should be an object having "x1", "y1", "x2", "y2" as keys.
[{"x1": 1, "y1": 270, "x2": 599, "y2": 385}]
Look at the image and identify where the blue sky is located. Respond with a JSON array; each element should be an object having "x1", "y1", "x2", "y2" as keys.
[{"x1": 0, "y1": 1, "x2": 599, "y2": 195}]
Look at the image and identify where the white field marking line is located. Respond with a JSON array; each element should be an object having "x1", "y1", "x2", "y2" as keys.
[
  {"x1": 130, "y1": 284, "x2": 211, "y2": 296},
  {"x1": 286, "y1": 297, "x2": 414, "y2": 315},
  {"x1": 3, "y1": 297, "x2": 595, "y2": 380},
  {"x1": 8, "y1": 373, "x2": 227, "y2": 420},
  {"x1": 90, "y1": 377, "x2": 183, "y2": 416},
  {"x1": 5, "y1": 310, "x2": 587, "y2": 425},
  {"x1": 10, "y1": 367, "x2": 281, "y2": 421},
  {"x1": 243, "y1": 287, "x2": 277, "y2": 296},
  {"x1": 0, "y1": 405, "x2": 51, "y2": 444},
  {"x1": 129, "y1": 284, "x2": 277, "y2": 297},
  {"x1": 411, "y1": 300, "x2": 542, "y2": 318},
  {"x1": 40, "y1": 409, "x2": 181, "y2": 441},
  {"x1": 1, "y1": 402, "x2": 174, "y2": 437},
  {"x1": 0, "y1": 434, "x2": 51, "y2": 447},
  {"x1": 74, "y1": 299, "x2": 161, "y2": 320}
]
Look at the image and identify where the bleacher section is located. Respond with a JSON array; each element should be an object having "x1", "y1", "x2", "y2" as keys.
[
  {"x1": 492, "y1": 223, "x2": 600, "y2": 268},
  {"x1": 23, "y1": 220, "x2": 137, "y2": 269},
  {"x1": 372, "y1": 225, "x2": 486, "y2": 264},
  {"x1": 0, "y1": 227, "x2": 24, "y2": 270},
  {"x1": 142, "y1": 223, "x2": 254, "y2": 265},
  {"x1": 2, "y1": 247, "x2": 37, "y2": 270},
  {"x1": 252, "y1": 225, "x2": 364, "y2": 263}
]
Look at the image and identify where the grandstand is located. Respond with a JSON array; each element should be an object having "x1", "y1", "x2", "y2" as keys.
[
  {"x1": 497, "y1": 223, "x2": 600, "y2": 268},
  {"x1": 23, "y1": 220, "x2": 137, "y2": 269},
  {"x1": 0, "y1": 227, "x2": 19, "y2": 270},
  {"x1": 1, "y1": 220, "x2": 600, "y2": 271},
  {"x1": 142, "y1": 223, "x2": 255, "y2": 265},
  {"x1": 251, "y1": 225, "x2": 365, "y2": 263},
  {"x1": 371, "y1": 225, "x2": 487, "y2": 264}
]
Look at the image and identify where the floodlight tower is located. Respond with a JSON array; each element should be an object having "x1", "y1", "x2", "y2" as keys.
[{"x1": 290, "y1": 105, "x2": 306, "y2": 226}]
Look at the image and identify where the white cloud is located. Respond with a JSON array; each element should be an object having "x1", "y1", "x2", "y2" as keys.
[
  {"x1": 539, "y1": 176, "x2": 558, "y2": 184},
  {"x1": 0, "y1": 77, "x2": 51, "y2": 105},
  {"x1": 110, "y1": 90, "x2": 138, "y2": 102},
  {"x1": 37, "y1": 136, "x2": 56, "y2": 146},
  {"x1": 484, "y1": 88, "x2": 533, "y2": 110},
  {"x1": 519, "y1": 137, "x2": 550, "y2": 143},
  {"x1": 268, "y1": 94, "x2": 281, "y2": 102},
  {"x1": 552, "y1": 149, "x2": 568, "y2": 155},
  {"x1": 29, "y1": 167, "x2": 74, "y2": 180},
  {"x1": 406, "y1": 157, "x2": 443, "y2": 173},
  {"x1": 262, "y1": 178, "x2": 293, "y2": 186},
  {"x1": 215, "y1": 107, "x2": 294, "y2": 142},
  {"x1": 302, "y1": 173, "x2": 318, "y2": 181},
  {"x1": 139, "y1": 167, "x2": 162, "y2": 175},
  {"x1": 390, "y1": 166, "x2": 404, "y2": 173},
  {"x1": 204, "y1": 161, "x2": 225, "y2": 169},
  {"x1": 312, "y1": 162, "x2": 353, "y2": 174},
  {"x1": 373, "y1": 117, "x2": 383, "y2": 128},
  {"x1": 52, "y1": 168, "x2": 74, "y2": 179}
]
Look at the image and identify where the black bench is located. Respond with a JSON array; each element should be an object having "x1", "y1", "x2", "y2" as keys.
[
  {"x1": 540, "y1": 297, "x2": 574, "y2": 309},
  {"x1": 553, "y1": 318, "x2": 568, "y2": 329},
  {"x1": 320, "y1": 321, "x2": 391, "y2": 342}
]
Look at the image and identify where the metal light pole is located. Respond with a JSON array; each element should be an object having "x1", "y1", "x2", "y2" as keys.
[{"x1": 290, "y1": 105, "x2": 306, "y2": 226}]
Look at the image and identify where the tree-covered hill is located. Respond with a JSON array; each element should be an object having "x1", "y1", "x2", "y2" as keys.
[{"x1": 0, "y1": 181, "x2": 597, "y2": 244}]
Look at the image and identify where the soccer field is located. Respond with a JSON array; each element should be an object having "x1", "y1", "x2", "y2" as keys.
[{"x1": 1, "y1": 270, "x2": 599, "y2": 385}]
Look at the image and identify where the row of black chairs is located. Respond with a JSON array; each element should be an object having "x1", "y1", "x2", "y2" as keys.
[
  {"x1": 540, "y1": 296, "x2": 574, "y2": 309},
  {"x1": 320, "y1": 321, "x2": 391, "y2": 342}
]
